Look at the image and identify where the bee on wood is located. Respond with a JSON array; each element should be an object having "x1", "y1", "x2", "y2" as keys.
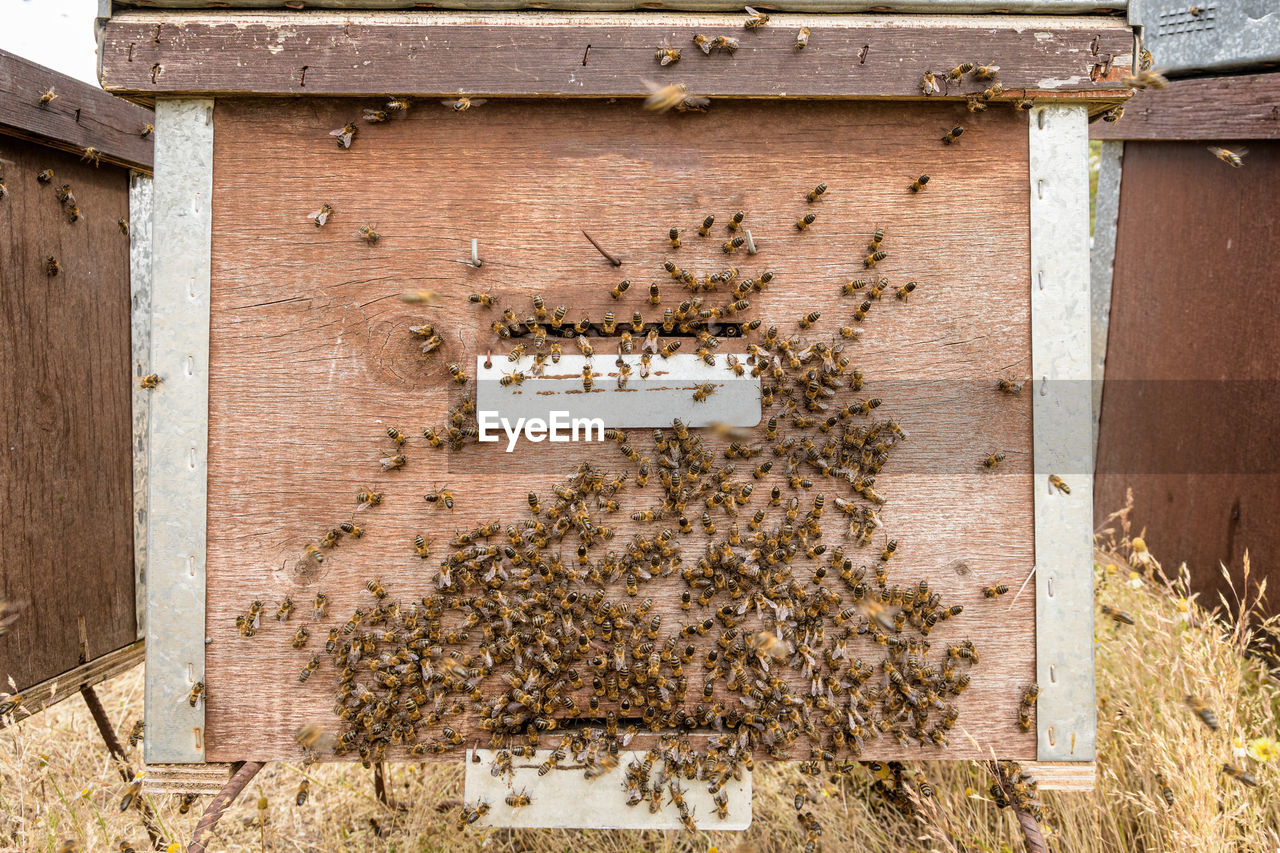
[
  {"x1": 1208, "y1": 146, "x2": 1246, "y2": 168},
  {"x1": 698, "y1": 214, "x2": 715, "y2": 236},
  {"x1": 795, "y1": 213, "x2": 817, "y2": 231},
  {"x1": 711, "y1": 36, "x2": 740, "y2": 54},
  {"x1": 974, "y1": 64, "x2": 1000, "y2": 80},
  {"x1": 728, "y1": 210, "x2": 745, "y2": 231},
  {"x1": 443, "y1": 97, "x2": 487, "y2": 112},
  {"x1": 298, "y1": 656, "x2": 319, "y2": 683},
  {"x1": 723, "y1": 236, "x2": 745, "y2": 254},
  {"x1": 948, "y1": 62, "x2": 974, "y2": 80},
  {"x1": 310, "y1": 203, "x2": 334, "y2": 227},
  {"x1": 425, "y1": 487, "x2": 455, "y2": 510},
  {"x1": 276, "y1": 596, "x2": 296, "y2": 620},
  {"x1": 355, "y1": 487, "x2": 382, "y2": 509},
  {"x1": 312, "y1": 592, "x2": 329, "y2": 619},
  {"x1": 45, "y1": 257, "x2": 61, "y2": 277},
  {"x1": 941, "y1": 125, "x2": 965, "y2": 145},
  {"x1": 414, "y1": 534, "x2": 432, "y2": 559},
  {"x1": 447, "y1": 363, "x2": 467, "y2": 385},
  {"x1": 921, "y1": 71, "x2": 941, "y2": 96},
  {"x1": 863, "y1": 251, "x2": 887, "y2": 269},
  {"x1": 1101, "y1": 105, "x2": 1125, "y2": 123},
  {"x1": 853, "y1": 300, "x2": 872, "y2": 322},
  {"x1": 291, "y1": 627, "x2": 309, "y2": 649},
  {"x1": 997, "y1": 376, "x2": 1024, "y2": 394},
  {"x1": 660, "y1": 339, "x2": 682, "y2": 358},
  {"x1": 981, "y1": 82, "x2": 1005, "y2": 101},
  {"x1": 386, "y1": 97, "x2": 411, "y2": 113},
  {"x1": 795, "y1": 27, "x2": 810, "y2": 50},
  {"x1": 656, "y1": 47, "x2": 681, "y2": 66},
  {"x1": 744, "y1": 5, "x2": 769, "y2": 29},
  {"x1": 807, "y1": 182, "x2": 828, "y2": 202},
  {"x1": 909, "y1": 174, "x2": 930, "y2": 192},
  {"x1": 140, "y1": 123, "x2": 154, "y2": 138},
  {"x1": 982, "y1": 452, "x2": 1005, "y2": 469},
  {"x1": 358, "y1": 224, "x2": 380, "y2": 245},
  {"x1": 896, "y1": 281, "x2": 917, "y2": 300},
  {"x1": 693, "y1": 33, "x2": 712, "y2": 55},
  {"x1": 38, "y1": 87, "x2": 58, "y2": 107},
  {"x1": 363, "y1": 108, "x2": 389, "y2": 124},
  {"x1": 983, "y1": 584, "x2": 1010, "y2": 598},
  {"x1": 36, "y1": 169, "x2": 54, "y2": 184},
  {"x1": 329, "y1": 123, "x2": 357, "y2": 148},
  {"x1": 138, "y1": 373, "x2": 162, "y2": 389},
  {"x1": 380, "y1": 453, "x2": 406, "y2": 471}
]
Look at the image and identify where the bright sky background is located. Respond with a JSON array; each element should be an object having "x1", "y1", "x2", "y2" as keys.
[{"x1": 0, "y1": 0, "x2": 102, "y2": 86}]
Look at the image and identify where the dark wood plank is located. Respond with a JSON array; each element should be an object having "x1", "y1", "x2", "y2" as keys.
[
  {"x1": 1095, "y1": 141, "x2": 1280, "y2": 614},
  {"x1": 1091, "y1": 72, "x2": 1280, "y2": 141},
  {"x1": 100, "y1": 11, "x2": 1132, "y2": 100},
  {"x1": 203, "y1": 97, "x2": 1038, "y2": 762},
  {"x1": 0, "y1": 49, "x2": 154, "y2": 172},
  {"x1": 0, "y1": 137, "x2": 138, "y2": 695}
]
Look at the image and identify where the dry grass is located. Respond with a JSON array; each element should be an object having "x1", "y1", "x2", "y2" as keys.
[{"x1": 3, "y1": 506, "x2": 1278, "y2": 852}]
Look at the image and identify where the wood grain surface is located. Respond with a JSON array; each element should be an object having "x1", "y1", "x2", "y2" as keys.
[
  {"x1": 0, "y1": 136, "x2": 137, "y2": 695},
  {"x1": 1091, "y1": 72, "x2": 1280, "y2": 141},
  {"x1": 100, "y1": 11, "x2": 1131, "y2": 101},
  {"x1": 203, "y1": 97, "x2": 1037, "y2": 762},
  {"x1": 1095, "y1": 140, "x2": 1280, "y2": 616},
  {"x1": 0, "y1": 48, "x2": 154, "y2": 172}
]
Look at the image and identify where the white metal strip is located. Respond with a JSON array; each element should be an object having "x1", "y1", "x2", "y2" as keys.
[
  {"x1": 130, "y1": 170, "x2": 154, "y2": 642},
  {"x1": 464, "y1": 748, "x2": 752, "y2": 829},
  {"x1": 1028, "y1": 105, "x2": 1096, "y2": 762},
  {"x1": 143, "y1": 99, "x2": 213, "y2": 765},
  {"x1": 476, "y1": 353, "x2": 762, "y2": 429},
  {"x1": 1090, "y1": 141, "x2": 1123, "y2": 460}
]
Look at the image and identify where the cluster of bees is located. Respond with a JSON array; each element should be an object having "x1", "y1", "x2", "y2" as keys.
[{"x1": 213, "y1": 149, "x2": 1052, "y2": 834}]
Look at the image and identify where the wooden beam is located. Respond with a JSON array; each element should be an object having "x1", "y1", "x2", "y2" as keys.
[
  {"x1": 1026, "y1": 760, "x2": 1096, "y2": 791},
  {"x1": 0, "y1": 640, "x2": 144, "y2": 727},
  {"x1": 110, "y1": 0, "x2": 1128, "y2": 10},
  {"x1": 99, "y1": 11, "x2": 1132, "y2": 101},
  {"x1": 0, "y1": 48, "x2": 154, "y2": 172},
  {"x1": 1091, "y1": 72, "x2": 1280, "y2": 141},
  {"x1": 143, "y1": 763, "x2": 234, "y2": 795}
]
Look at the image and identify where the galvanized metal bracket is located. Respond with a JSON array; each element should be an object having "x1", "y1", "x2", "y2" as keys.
[
  {"x1": 1130, "y1": 0, "x2": 1280, "y2": 75},
  {"x1": 464, "y1": 748, "x2": 751, "y2": 829},
  {"x1": 130, "y1": 170, "x2": 154, "y2": 642},
  {"x1": 143, "y1": 99, "x2": 213, "y2": 765},
  {"x1": 1028, "y1": 105, "x2": 1097, "y2": 763},
  {"x1": 1090, "y1": 141, "x2": 1124, "y2": 461}
]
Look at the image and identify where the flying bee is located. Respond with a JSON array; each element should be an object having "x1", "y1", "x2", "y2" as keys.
[
  {"x1": 611, "y1": 279, "x2": 631, "y2": 300},
  {"x1": 656, "y1": 47, "x2": 681, "y2": 66},
  {"x1": 744, "y1": 5, "x2": 769, "y2": 28},
  {"x1": 1100, "y1": 604, "x2": 1135, "y2": 626},
  {"x1": 795, "y1": 213, "x2": 817, "y2": 231},
  {"x1": 948, "y1": 62, "x2": 974, "y2": 80},
  {"x1": 1208, "y1": 146, "x2": 1246, "y2": 168},
  {"x1": 711, "y1": 36, "x2": 740, "y2": 54},
  {"x1": 983, "y1": 584, "x2": 1009, "y2": 598},
  {"x1": 921, "y1": 71, "x2": 941, "y2": 95},
  {"x1": 500, "y1": 370, "x2": 527, "y2": 387},
  {"x1": 447, "y1": 363, "x2": 468, "y2": 385},
  {"x1": 1222, "y1": 763, "x2": 1258, "y2": 788},
  {"x1": 1123, "y1": 69, "x2": 1168, "y2": 90},
  {"x1": 138, "y1": 373, "x2": 162, "y2": 390},
  {"x1": 909, "y1": 174, "x2": 930, "y2": 192},
  {"x1": 644, "y1": 82, "x2": 690, "y2": 113},
  {"x1": 296, "y1": 778, "x2": 310, "y2": 806},
  {"x1": 692, "y1": 383, "x2": 717, "y2": 402},
  {"x1": 941, "y1": 125, "x2": 964, "y2": 145},
  {"x1": 39, "y1": 87, "x2": 58, "y2": 107},
  {"x1": 329, "y1": 123, "x2": 357, "y2": 148},
  {"x1": 723, "y1": 236, "x2": 745, "y2": 253},
  {"x1": 380, "y1": 453, "x2": 406, "y2": 471},
  {"x1": 1049, "y1": 474, "x2": 1070, "y2": 494},
  {"x1": 982, "y1": 452, "x2": 1005, "y2": 469},
  {"x1": 119, "y1": 775, "x2": 144, "y2": 812},
  {"x1": 443, "y1": 97, "x2": 487, "y2": 112},
  {"x1": 896, "y1": 281, "x2": 917, "y2": 300},
  {"x1": 424, "y1": 487, "x2": 455, "y2": 510},
  {"x1": 698, "y1": 214, "x2": 715, "y2": 236},
  {"x1": 582, "y1": 364, "x2": 594, "y2": 391},
  {"x1": 81, "y1": 147, "x2": 101, "y2": 166},
  {"x1": 1101, "y1": 105, "x2": 1125, "y2": 123},
  {"x1": 1184, "y1": 695, "x2": 1219, "y2": 730},
  {"x1": 864, "y1": 251, "x2": 887, "y2": 268},
  {"x1": 302, "y1": 543, "x2": 324, "y2": 565},
  {"x1": 358, "y1": 224, "x2": 380, "y2": 245}
]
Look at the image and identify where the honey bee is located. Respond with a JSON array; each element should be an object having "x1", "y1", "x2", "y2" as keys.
[
  {"x1": 1049, "y1": 474, "x2": 1070, "y2": 494},
  {"x1": 119, "y1": 774, "x2": 144, "y2": 811},
  {"x1": 138, "y1": 373, "x2": 162, "y2": 389},
  {"x1": 744, "y1": 5, "x2": 768, "y2": 28},
  {"x1": 1015, "y1": 98, "x2": 1035, "y2": 110},
  {"x1": 1184, "y1": 695, "x2": 1219, "y2": 730},
  {"x1": 692, "y1": 383, "x2": 717, "y2": 402},
  {"x1": 582, "y1": 364, "x2": 594, "y2": 392},
  {"x1": 648, "y1": 283, "x2": 661, "y2": 305},
  {"x1": 187, "y1": 681, "x2": 205, "y2": 708},
  {"x1": 798, "y1": 311, "x2": 820, "y2": 330},
  {"x1": 358, "y1": 224, "x2": 380, "y2": 245},
  {"x1": 997, "y1": 376, "x2": 1024, "y2": 394},
  {"x1": 722, "y1": 236, "x2": 745, "y2": 253},
  {"x1": 795, "y1": 213, "x2": 817, "y2": 231},
  {"x1": 299, "y1": 656, "x2": 319, "y2": 682},
  {"x1": 921, "y1": 71, "x2": 941, "y2": 96},
  {"x1": 948, "y1": 62, "x2": 974, "y2": 80},
  {"x1": 909, "y1": 174, "x2": 930, "y2": 192},
  {"x1": 329, "y1": 123, "x2": 357, "y2": 148},
  {"x1": 1222, "y1": 763, "x2": 1258, "y2": 788},
  {"x1": 81, "y1": 147, "x2": 101, "y2": 166},
  {"x1": 552, "y1": 304, "x2": 568, "y2": 328},
  {"x1": 698, "y1": 214, "x2": 715, "y2": 236},
  {"x1": 1100, "y1": 604, "x2": 1135, "y2": 626},
  {"x1": 1101, "y1": 105, "x2": 1125, "y2": 123},
  {"x1": 447, "y1": 363, "x2": 468, "y2": 385},
  {"x1": 500, "y1": 370, "x2": 527, "y2": 387},
  {"x1": 983, "y1": 584, "x2": 1009, "y2": 598},
  {"x1": 303, "y1": 543, "x2": 324, "y2": 565},
  {"x1": 380, "y1": 453, "x2": 406, "y2": 471},
  {"x1": 414, "y1": 534, "x2": 432, "y2": 559},
  {"x1": 982, "y1": 452, "x2": 1005, "y2": 469},
  {"x1": 941, "y1": 125, "x2": 965, "y2": 145},
  {"x1": 864, "y1": 251, "x2": 887, "y2": 269},
  {"x1": 355, "y1": 487, "x2": 382, "y2": 508},
  {"x1": 386, "y1": 97, "x2": 411, "y2": 113},
  {"x1": 443, "y1": 97, "x2": 487, "y2": 112},
  {"x1": 422, "y1": 427, "x2": 443, "y2": 447},
  {"x1": 291, "y1": 627, "x2": 310, "y2": 648},
  {"x1": 468, "y1": 290, "x2": 495, "y2": 308},
  {"x1": 974, "y1": 64, "x2": 1000, "y2": 79},
  {"x1": 965, "y1": 96, "x2": 988, "y2": 113},
  {"x1": 656, "y1": 47, "x2": 681, "y2": 66},
  {"x1": 45, "y1": 257, "x2": 61, "y2": 277},
  {"x1": 363, "y1": 108, "x2": 389, "y2": 123},
  {"x1": 895, "y1": 282, "x2": 917, "y2": 300},
  {"x1": 36, "y1": 170, "x2": 54, "y2": 184},
  {"x1": 644, "y1": 82, "x2": 691, "y2": 113},
  {"x1": 693, "y1": 33, "x2": 712, "y2": 54},
  {"x1": 128, "y1": 720, "x2": 144, "y2": 748},
  {"x1": 550, "y1": 341, "x2": 563, "y2": 363},
  {"x1": 1208, "y1": 146, "x2": 1246, "y2": 168},
  {"x1": 313, "y1": 592, "x2": 329, "y2": 619},
  {"x1": 506, "y1": 789, "x2": 533, "y2": 807},
  {"x1": 981, "y1": 82, "x2": 1005, "y2": 100},
  {"x1": 141, "y1": 123, "x2": 154, "y2": 138},
  {"x1": 309, "y1": 202, "x2": 334, "y2": 228},
  {"x1": 660, "y1": 340, "x2": 682, "y2": 358},
  {"x1": 38, "y1": 87, "x2": 58, "y2": 107},
  {"x1": 795, "y1": 27, "x2": 811, "y2": 50},
  {"x1": 711, "y1": 36, "x2": 740, "y2": 54},
  {"x1": 728, "y1": 210, "x2": 745, "y2": 231},
  {"x1": 1123, "y1": 69, "x2": 1168, "y2": 90},
  {"x1": 295, "y1": 778, "x2": 310, "y2": 806},
  {"x1": 616, "y1": 359, "x2": 633, "y2": 388},
  {"x1": 425, "y1": 487, "x2": 455, "y2": 510}
]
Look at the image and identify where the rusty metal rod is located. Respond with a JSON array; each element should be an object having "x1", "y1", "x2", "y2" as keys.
[
  {"x1": 80, "y1": 685, "x2": 166, "y2": 851},
  {"x1": 581, "y1": 230, "x2": 622, "y2": 266},
  {"x1": 188, "y1": 761, "x2": 264, "y2": 853},
  {"x1": 374, "y1": 761, "x2": 388, "y2": 806},
  {"x1": 1013, "y1": 805, "x2": 1049, "y2": 853}
]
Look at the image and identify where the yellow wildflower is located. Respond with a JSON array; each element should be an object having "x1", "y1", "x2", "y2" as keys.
[{"x1": 1247, "y1": 737, "x2": 1278, "y2": 763}]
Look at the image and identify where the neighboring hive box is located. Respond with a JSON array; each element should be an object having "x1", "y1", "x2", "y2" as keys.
[
  {"x1": 0, "y1": 49, "x2": 153, "y2": 720},
  {"x1": 100, "y1": 9, "x2": 1118, "y2": 811}
]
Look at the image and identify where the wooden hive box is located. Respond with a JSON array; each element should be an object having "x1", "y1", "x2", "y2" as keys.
[
  {"x1": 99, "y1": 5, "x2": 1124, "y2": 821},
  {"x1": 0, "y1": 49, "x2": 153, "y2": 724}
]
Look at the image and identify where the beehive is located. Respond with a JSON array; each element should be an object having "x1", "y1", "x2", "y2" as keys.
[{"x1": 100, "y1": 4, "x2": 1124, "y2": 821}]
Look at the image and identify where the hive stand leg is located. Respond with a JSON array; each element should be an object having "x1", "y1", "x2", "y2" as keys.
[
  {"x1": 80, "y1": 685, "x2": 166, "y2": 850},
  {"x1": 1013, "y1": 806, "x2": 1048, "y2": 853},
  {"x1": 374, "y1": 761, "x2": 389, "y2": 807},
  {"x1": 188, "y1": 760, "x2": 264, "y2": 853}
]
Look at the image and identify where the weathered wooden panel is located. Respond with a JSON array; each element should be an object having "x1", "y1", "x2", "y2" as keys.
[
  {"x1": 1091, "y1": 72, "x2": 1280, "y2": 141},
  {"x1": 99, "y1": 12, "x2": 1132, "y2": 101},
  {"x1": 1095, "y1": 141, "x2": 1280, "y2": 610},
  {"x1": 204, "y1": 97, "x2": 1037, "y2": 762},
  {"x1": 0, "y1": 136, "x2": 138, "y2": 694},
  {"x1": 0, "y1": 48, "x2": 154, "y2": 172}
]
